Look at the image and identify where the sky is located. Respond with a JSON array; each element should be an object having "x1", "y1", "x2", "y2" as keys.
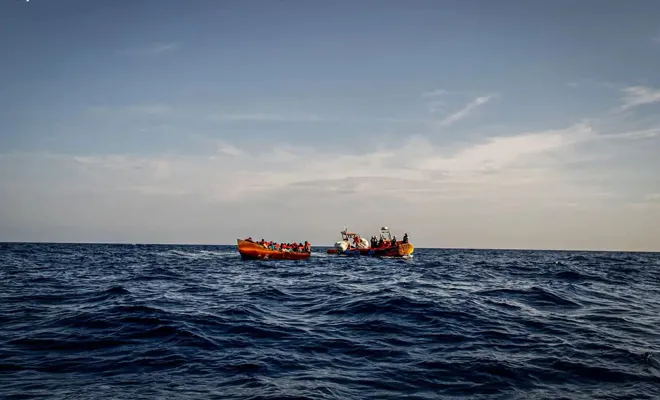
[{"x1": 1, "y1": 0, "x2": 660, "y2": 251}]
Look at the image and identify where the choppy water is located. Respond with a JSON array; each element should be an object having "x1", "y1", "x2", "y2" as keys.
[{"x1": 1, "y1": 243, "x2": 659, "y2": 399}]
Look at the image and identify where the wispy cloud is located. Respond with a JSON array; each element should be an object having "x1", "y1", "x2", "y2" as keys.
[
  {"x1": 565, "y1": 79, "x2": 620, "y2": 90},
  {"x1": 89, "y1": 104, "x2": 173, "y2": 117},
  {"x1": 439, "y1": 95, "x2": 495, "y2": 126},
  {"x1": 149, "y1": 41, "x2": 180, "y2": 54},
  {"x1": 208, "y1": 113, "x2": 323, "y2": 122},
  {"x1": 87, "y1": 105, "x2": 431, "y2": 125},
  {"x1": 646, "y1": 193, "x2": 660, "y2": 202},
  {"x1": 600, "y1": 127, "x2": 660, "y2": 140},
  {"x1": 420, "y1": 89, "x2": 497, "y2": 124},
  {"x1": 119, "y1": 41, "x2": 181, "y2": 57},
  {"x1": 421, "y1": 89, "x2": 448, "y2": 98},
  {"x1": 215, "y1": 141, "x2": 243, "y2": 157},
  {"x1": 620, "y1": 86, "x2": 660, "y2": 110},
  {"x1": 89, "y1": 106, "x2": 320, "y2": 122},
  {"x1": 421, "y1": 89, "x2": 473, "y2": 98},
  {"x1": 420, "y1": 91, "x2": 449, "y2": 114}
]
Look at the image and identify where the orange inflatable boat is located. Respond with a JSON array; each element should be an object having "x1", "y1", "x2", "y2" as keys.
[{"x1": 237, "y1": 239, "x2": 311, "y2": 260}]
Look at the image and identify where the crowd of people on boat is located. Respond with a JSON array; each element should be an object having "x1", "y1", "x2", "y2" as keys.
[
  {"x1": 244, "y1": 237, "x2": 311, "y2": 253},
  {"x1": 366, "y1": 232, "x2": 408, "y2": 248}
]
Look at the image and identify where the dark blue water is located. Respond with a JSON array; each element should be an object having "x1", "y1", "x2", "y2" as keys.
[{"x1": 1, "y1": 243, "x2": 659, "y2": 399}]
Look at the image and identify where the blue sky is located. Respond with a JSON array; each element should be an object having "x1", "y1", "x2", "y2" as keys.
[{"x1": 1, "y1": 0, "x2": 660, "y2": 250}]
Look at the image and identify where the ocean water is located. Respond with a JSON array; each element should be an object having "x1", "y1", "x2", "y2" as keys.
[{"x1": 1, "y1": 243, "x2": 659, "y2": 399}]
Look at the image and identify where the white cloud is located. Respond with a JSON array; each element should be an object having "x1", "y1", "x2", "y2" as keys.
[
  {"x1": 439, "y1": 95, "x2": 495, "y2": 126},
  {"x1": 0, "y1": 121, "x2": 645, "y2": 205},
  {"x1": 416, "y1": 123, "x2": 594, "y2": 173},
  {"x1": 2, "y1": 119, "x2": 658, "y2": 250},
  {"x1": 620, "y1": 86, "x2": 660, "y2": 110},
  {"x1": 0, "y1": 123, "x2": 611, "y2": 212},
  {"x1": 215, "y1": 141, "x2": 243, "y2": 157},
  {"x1": 2, "y1": 129, "x2": 567, "y2": 205}
]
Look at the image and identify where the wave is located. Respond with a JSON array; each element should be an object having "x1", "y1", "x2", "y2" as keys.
[
  {"x1": 475, "y1": 286, "x2": 582, "y2": 310},
  {"x1": 1, "y1": 244, "x2": 659, "y2": 399}
]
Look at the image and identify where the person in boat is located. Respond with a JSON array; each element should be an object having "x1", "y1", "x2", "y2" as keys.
[
  {"x1": 403, "y1": 233, "x2": 409, "y2": 244},
  {"x1": 250, "y1": 239, "x2": 310, "y2": 253},
  {"x1": 378, "y1": 236, "x2": 384, "y2": 247},
  {"x1": 391, "y1": 236, "x2": 397, "y2": 247}
]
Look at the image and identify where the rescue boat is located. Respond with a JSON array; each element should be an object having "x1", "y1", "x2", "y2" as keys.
[
  {"x1": 326, "y1": 226, "x2": 414, "y2": 258},
  {"x1": 237, "y1": 239, "x2": 311, "y2": 260}
]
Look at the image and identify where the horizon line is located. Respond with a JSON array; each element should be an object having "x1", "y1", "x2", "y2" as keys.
[{"x1": 0, "y1": 240, "x2": 658, "y2": 254}]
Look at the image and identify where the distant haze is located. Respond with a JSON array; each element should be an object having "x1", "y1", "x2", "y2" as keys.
[{"x1": 1, "y1": 1, "x2": 659, "y2": 251}]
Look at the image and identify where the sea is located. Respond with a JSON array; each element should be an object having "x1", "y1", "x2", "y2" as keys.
[{"x1": 1, "y1": 243, "x2": 659, "y2": 400}]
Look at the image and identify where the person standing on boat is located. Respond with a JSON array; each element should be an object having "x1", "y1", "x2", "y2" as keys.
[{"x1": 403, "y1": 233, "x2": 409, "y2": 244}]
